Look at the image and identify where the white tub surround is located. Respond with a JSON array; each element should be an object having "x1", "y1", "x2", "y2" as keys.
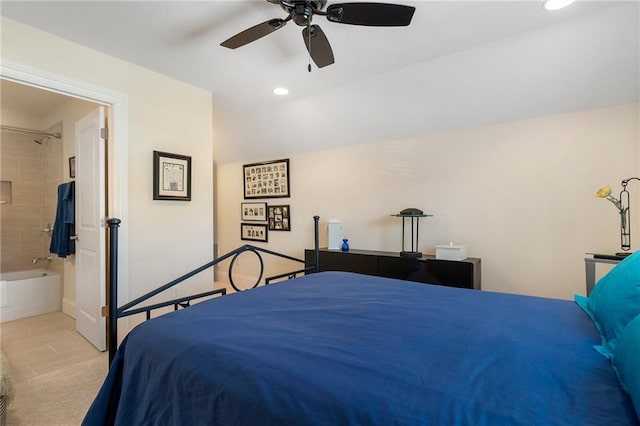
[{"x1": 0, "y1": 270, "x2": 61, "y2": 322}]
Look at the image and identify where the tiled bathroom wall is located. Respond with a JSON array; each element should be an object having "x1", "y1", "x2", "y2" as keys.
[{"x1": 0, "y1": 123, "x2": 63, "y2": 274}]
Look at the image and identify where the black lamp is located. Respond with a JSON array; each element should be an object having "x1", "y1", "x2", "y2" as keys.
[{"x1": 391, "y1": 208, "x2": 433, "y2": 258}]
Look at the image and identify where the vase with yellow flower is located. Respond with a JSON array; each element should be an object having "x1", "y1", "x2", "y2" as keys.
[{"x1": 596, "y1": 184, "x2": 631, "y2": 253}]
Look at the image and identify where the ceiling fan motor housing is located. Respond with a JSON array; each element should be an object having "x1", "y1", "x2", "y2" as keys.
[{"x1": 281, "y1": 0, "x2": 328, "y2": 26}]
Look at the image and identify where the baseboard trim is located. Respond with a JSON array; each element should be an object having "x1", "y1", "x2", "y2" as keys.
[{"x1": 62, "y1": 297, "x2": 76, "y2": 319}]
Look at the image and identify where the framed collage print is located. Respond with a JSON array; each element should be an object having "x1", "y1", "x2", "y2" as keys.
[
  {"x1": 268, "y1": 205, "x2": 290, "y2": 231},
  {"x1": 241, "y1": 202, "x2": 267, "y2": 222},
  {"x1": 243, "y1": 159, "x2": 290, "y2": 199},
  {"x1": 241, "y1": 223, "x2": 268, "y2": 242}
]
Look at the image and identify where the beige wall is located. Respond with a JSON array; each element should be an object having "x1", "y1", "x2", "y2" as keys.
[
  {"x1": 2, "y1": 18, "x2": 215, "y2": 331},
  {"x1": 216, "y1": 103, "x2": 640, "y2": 300}
]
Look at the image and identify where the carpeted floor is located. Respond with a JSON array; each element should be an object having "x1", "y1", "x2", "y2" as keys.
[{"x1": 7, "y1": 354, "x2": 108, "y2": 425}]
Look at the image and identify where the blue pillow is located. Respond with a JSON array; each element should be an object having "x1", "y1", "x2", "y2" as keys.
[
  {"x1": 575, "y1": 251, "x2": 640, "y2": 358},
  {"x1": 612, "y1": 313, "x2": 640, "y2": 421}
]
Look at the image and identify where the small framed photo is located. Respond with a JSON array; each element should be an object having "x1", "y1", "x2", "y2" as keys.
[
  {"x1": 69, "y1": 156, "x2": 76, "y2": 178},
  {"x1": 241, "y1": 223, "x2": 268, "y2": 242},
  {"x1": 268, "y1": 204, "x2": 290, "y2": 231},
  {"x1": 243, "y1": 158, "x2": 290, "y2": 199},
  {"x1": 153, "y1": 151, "x2": 192, "y2": 201},
  {"x1": 241, "y1": 202, "x2": 267, "y2": 222}
]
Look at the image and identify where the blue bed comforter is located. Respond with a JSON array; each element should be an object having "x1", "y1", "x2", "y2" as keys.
[{"x1": 84, "y1": 272, "x2": 639, "y2": 425}]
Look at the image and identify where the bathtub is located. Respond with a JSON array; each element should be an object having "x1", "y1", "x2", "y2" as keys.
[{"x1": 0, "y1": 270, "x2": 61, "y2": 323}]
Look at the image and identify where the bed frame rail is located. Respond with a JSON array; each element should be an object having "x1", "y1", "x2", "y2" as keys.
[{"x1": 106, "y1": 216, "x2": 320, "y2": 364}]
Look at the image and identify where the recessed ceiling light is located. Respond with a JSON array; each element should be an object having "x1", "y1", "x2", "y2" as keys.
[
  {"x1": 543, "y1": 0, "x2": 576, "y2": 11},
  {"x1": 273, "y1": 87, "x2": 289, "y2": 96}
]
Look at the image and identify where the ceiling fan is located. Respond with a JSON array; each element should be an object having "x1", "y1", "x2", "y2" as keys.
[{"x1": 220, "y1": 0, "x2": 416, "y2": 69}]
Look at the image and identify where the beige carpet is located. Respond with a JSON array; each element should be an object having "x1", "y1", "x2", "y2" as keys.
[{"x1": 7, "y1": 355, "x2": 108, "y2": 425}]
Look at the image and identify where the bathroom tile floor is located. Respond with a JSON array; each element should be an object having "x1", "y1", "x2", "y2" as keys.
[{"x1": 1, "y1": 311, "x2": 105, "y2": 384}]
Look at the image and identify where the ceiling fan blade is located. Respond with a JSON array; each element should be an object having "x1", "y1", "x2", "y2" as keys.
[
  {"x1": 221, "y1": 19, "x2": 286, "y2": 49},
  {"x1": 326, "y1": 3, "x2": 415, "y2": 26},
  {"x1": 302, "y1": 25, "x2": 335, "y2": 68}
]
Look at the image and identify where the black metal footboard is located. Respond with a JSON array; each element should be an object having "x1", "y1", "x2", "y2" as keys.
[{"x1": 106, "y1": 216, "x2": 321, "y2": 364}]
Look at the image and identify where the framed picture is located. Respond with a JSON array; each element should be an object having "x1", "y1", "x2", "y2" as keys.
[
  {"x1": 69, "y1": 156, "x2": 76, "y2": 178},
  {"x1": 153, "y1": 151, "x2": 192, "y2": 201},
  {"x1": 241, "y1": 223, "x2": 268, "y2": 242},
  {"x1": 243, "y1": 158, "x2": 290, "y2": 199},
  {"x1": 241, "y1": 202, "x2": 267, "y2": 221},
  {"x1": 268, "y1": 204, "x2": 291, "y2": 231}
]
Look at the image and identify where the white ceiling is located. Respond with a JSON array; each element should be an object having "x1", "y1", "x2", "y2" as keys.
[{"x1": 1, "y1": 1, "x2": 638, "y2": 162}]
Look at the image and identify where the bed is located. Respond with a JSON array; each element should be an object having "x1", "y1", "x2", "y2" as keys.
[{"x1": 84, "y1": 265, "x2": 640, "y2": 425}]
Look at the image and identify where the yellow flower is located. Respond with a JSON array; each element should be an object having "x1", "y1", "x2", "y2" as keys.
[
  {"x1": 596, "y1": 185, "x2": 612, "y2": 198},
  {"x1": 596, "y1": 184, "x2": 622, "y2": 211}
]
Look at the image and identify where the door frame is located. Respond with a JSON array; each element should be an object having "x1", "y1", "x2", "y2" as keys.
[{"x1": 1, "y1": 60, "x2": 130, "y2": 344}]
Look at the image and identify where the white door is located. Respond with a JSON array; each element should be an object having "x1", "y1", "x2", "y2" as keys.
[{"x1": 75, "y1": 107, "x2": 106, "y2": 351}]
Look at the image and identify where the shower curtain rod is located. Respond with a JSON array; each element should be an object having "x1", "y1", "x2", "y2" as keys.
[{"x1": 0, "y1": 125, "x2": 62, "y2": 139}]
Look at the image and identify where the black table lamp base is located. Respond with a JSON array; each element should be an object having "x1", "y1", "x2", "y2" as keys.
[{"x1": 400, "y1": 251, "x2": 422, "y2": 258}]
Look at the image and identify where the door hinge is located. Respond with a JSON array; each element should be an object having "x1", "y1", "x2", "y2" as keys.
[
  {"x1": 101, "y1": 127, "x2": 108, "y2": 140},
  {"x1": 101, "y1": 217, "x2": 107, "y2": 228},
  {"x1": 101, "y1": 306, "x2": 108, "y2": 317}
]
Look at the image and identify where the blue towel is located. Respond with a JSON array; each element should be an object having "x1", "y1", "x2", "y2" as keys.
[{"x1": 50, "y1": 181, "x2": 75, "y2": 258}]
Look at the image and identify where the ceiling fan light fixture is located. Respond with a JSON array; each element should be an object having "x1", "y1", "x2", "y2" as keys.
[
  {"x1": 543, "y1": 0, "x2": 576, "y2": 11},
  {"x1": 292, "y1": 4, "x2": 315, "y2": 26},
  {"x1": 273, "y1": 87, "x2": 289, "y2": 96}
]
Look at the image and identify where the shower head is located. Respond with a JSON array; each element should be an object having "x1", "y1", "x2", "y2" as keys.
[{"x1": 33, "y1": 136, "x2": 50, "y2": 144}]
